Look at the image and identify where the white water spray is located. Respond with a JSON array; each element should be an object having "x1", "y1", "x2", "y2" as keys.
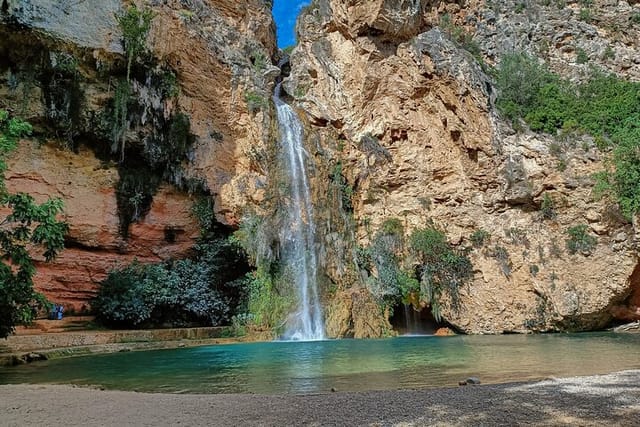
[{"x1": 273, "y1": 83, "x2": 325, "y2": 341}]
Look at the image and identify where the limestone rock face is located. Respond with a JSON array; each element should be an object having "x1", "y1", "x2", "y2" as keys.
[
  {"x1": 5, "y1": 142, "x2": 200, "y2": 311},
  {"x1": 288, "y1": 0, "x2": 640, "y2": 334},
  {"x1": 3, "y1": 0, "x2": 122, "y2": 51},
  {"x1": 329, "y1": 0, "x2": 427, "y2": 41},
  {"x1": 1, "y1": 0, "x2": 276, "y2": 310}
]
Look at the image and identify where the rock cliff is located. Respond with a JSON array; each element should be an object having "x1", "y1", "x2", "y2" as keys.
[
  {"x1": 286, "y1": 0, "x2": 640, "y2": 334},
  {"x1": 3, "y1": 0, "x2": 639, "y2": 335},
  {"x1": 1, "y1": 0, "x2": 277, "y2": 311}
]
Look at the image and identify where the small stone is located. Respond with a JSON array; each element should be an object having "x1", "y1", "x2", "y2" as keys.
[
  {"x1": 458, "y1": 381, "x2": 468, "y2": 386},
  {"x1": 585, "y1": 210, "x2": 600, "y2": 222},
  {"x1": 331, "y1": 387, "x2": 337, "y2": 392},
  {"x1": 613, "y1": 232, "x2": 627, "y2": 243},
  {"x1": 466, "y1": 377, "x2": 481, "y2": 385}
]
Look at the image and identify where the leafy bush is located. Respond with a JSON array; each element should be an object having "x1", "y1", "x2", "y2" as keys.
[
  {"x1": 409, "y1": 227, "x2": 473, "y2": 321},
  {"x1": 115, "y1": 4, "x2": 155, "y2": 81},
  {"x1": 495, "y1": 53, "x2": 640, "y2": 217},
  {"x1": 243, "y1": 267, "x2": 294, "y2": 333},
  {"x1": 494, "y1": 53, "x2": 561, "y2": 125},
  {"x1": 565, "y1": 224, "x2": 597, "y2": 255},
  {"x1": 92, "y1": 239, "x2": 248, "y2": 328},
  {"x1": 367, "y1": 219, "x2": 405, "y2": 305},
  {"x1": 470, "y1": 229, "x2": 491, "y2": 248},
  {"x1": 540, "y1": 192, "x2": 556, "y2": 220},
  {"x1": 330, "y1": 162, "x2": 353, "y2": 213},
  {"x1": 245, "y1": 91, "x2": 268, "y2": 113},
  {"x1": 0, "y1": 111, "x2": 69, "y2": 338}
]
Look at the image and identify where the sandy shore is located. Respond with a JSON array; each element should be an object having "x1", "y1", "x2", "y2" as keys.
[{"x1": 1, "y1": 370, "x2": 639, "y2": 426}]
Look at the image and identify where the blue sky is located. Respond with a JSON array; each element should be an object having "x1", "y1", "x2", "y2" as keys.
[{"x1": 273, "y1": 0, "x2": 311, "y2": 47}]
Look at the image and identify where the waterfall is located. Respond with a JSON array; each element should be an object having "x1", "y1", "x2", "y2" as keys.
[{"x1": 273, "y1": 83, "x2": 325, "y2": 341}]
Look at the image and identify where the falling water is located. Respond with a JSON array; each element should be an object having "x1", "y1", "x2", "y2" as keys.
[{"x1": 273, "y1": 83, "x2": 325, "y2": 341}]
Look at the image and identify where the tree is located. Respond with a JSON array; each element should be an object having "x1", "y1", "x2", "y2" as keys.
[{"x1": 0, "y1": 110, "x2": 69, "y2": 338}]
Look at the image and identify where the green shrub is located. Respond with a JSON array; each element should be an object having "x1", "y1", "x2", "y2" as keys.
[
  {"x1": 245, "y1": 91, "x2": 267, "y2": 113},
  {"x1": 495, "y1": 54, "x2": 640, "y2": 217},
  {"x1": 409, "y1": 227, "x2": 473, "y2": 321},
  {"x1": 92, "y1": 239, "x2": 248, "y2": 327},
  {"x1": 470, "y1": 229, "x2": 491, "y2": 247},
  {"x1": 115, "y1": 4, "x2": 155, "y2": 81},
  {"x1": 540, "y1": 192, "x2": 556, "y2": 220},
  {"x1": 0, "y1": 111, "x2": 68, "y2": 338},
  {"x1": 578, "y1": 8, "x2": 592, "y2": 23},
  {"x1": 368, "y1": 223, "x2": 405, "y2": 305},
  {"x1": 576, "y1": 47, "x2": 589, "y2": 64},
  {"x1": 331, "y1": 162, "x2": 353, "y2": 213},
  {"x1": 495, "y1": 53, "x2": 562, "y2": 126},
  {"x1": 565, "y1": 224, "x2": 597, "y2": 255},
  {"x1": 244, "y1": 267, "x2": 294, "y2": 333}
]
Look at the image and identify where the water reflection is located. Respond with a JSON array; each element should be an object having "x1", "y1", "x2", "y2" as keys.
[{"x1": 1, "y1": 333, "x2": 639, "y2": 394}]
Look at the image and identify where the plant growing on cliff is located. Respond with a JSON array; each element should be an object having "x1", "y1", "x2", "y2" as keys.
[
  {"x1": 409, "y1": 227, "x2": 473, "y2": 321},
  {"x1": 92, "y1": 239, "x2": 248, "y2": 328},
  {"x1": 470, "y1": 229, "x2": 491, "y2": 248},
  {"x1": 366, "y1": 218, "x2": 406, "y2": 306},
  {"x1": 331, "y1": 162, "x2": 354, "y2": 213},
  {"x1": 495, "y1": 53, "x2": 640, "y2": 218},
  {"x1": 0, "y1": 110, "x2": 69, "y2": 338},
  {"x1": 540, "y1": 192, "x2": 556, "y2": 220},
  {"x1": 116, "y1": 4, "x2": 155, "y2": 82},
  {"x1": 565, "y1": 224, "x2": 597, "y2": 255}
]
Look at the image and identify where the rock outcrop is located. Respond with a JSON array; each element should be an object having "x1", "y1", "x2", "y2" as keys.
[
  {"x1": 287, "y1": 0, "x2": 640, "y2": 334},
  {"x1": 1, "y1": 0, "x2": 277, "y2": 310}
]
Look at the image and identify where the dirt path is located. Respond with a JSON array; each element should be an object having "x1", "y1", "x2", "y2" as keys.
[{"x1": 1, "y1": 370, "x2": 639, "y2": 426}]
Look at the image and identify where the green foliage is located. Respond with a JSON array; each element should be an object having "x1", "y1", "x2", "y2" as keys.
[
  {"x1": 250, "y1": 51, "x2": 268, "y2": 71},
  {"x1": 602, "y1": 45, "x2": 615, "y2": 61},
  {"x1": 470, "y1": 229, "x2": 491, "y2": 248},
  {"x1": 112, "y1": 79, "x2": 131, "y2": 157},
  {"x1": 115, "y1": 4, "x2": 155, "y2": 81},
  {"x1": 565, "y1": 224, "x2": 597, "y2": 255},
  {"x1": 43, "y1": 52, "x2": 84, "y2": 149},
  {"x1": 578, "y1": 8, "x2": 592, "y2": 23},
  {"x1": 244, "y1": 267, "x2": 294, "y2": 333},
  {"x1": 92, "y1": 239, "x2": 248, "y2": 328},
  {"x1": 439, "y1": 13, "x2": 482, "y2": 59},
  {"x1": 282, "y1": 45, "x2": 295, "y2": 55},
  {"x1": 495, "y1": 53, "x2": 562, "y2": 126},
  {"x1": 576, "y1": 47, "x2": 589, "y2": 64},
  {"x1": 233, "y1": 213, "x2": 277, "y2": 268},
  {"x1": 380, "y1": 218, "x2": 404, "y2": 237},
  {"x1": 191, "y1": 196, "x2": 216, "y2": 235},
  {"x1": 540, "y1": 192, "x2": 556, "y2": 220},
  {"x1": 245, "y1": 91, "x2": 268, "y2": 113},
  {"x1": 409, "y1": 227, "x2": 473, "y2": 321},
  {"x1": 0, "y1": 111, "x2": 69, "y2": 338},
  {"x1": 361, "y1": 218, "x2": 474, "y2": 322},
  {"x1": 368, "y1": 220, "x2": 405, "y2": 305},
  {"x1": 116, "y1": 167, "x2": 161, "y2": 238},
  {"x1": 155, "y1": 69, "x2": 180, "y2": 98},
  {"x1": 495, "y1": 53, "x2": 640, "y2": 217},
  {"x1": 331, "y1": 162, "x2": 353, "y2": 213}
]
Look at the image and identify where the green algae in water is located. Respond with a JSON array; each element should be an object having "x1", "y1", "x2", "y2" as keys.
[{"x1": 2, "y1": 333, "x2": 640, "y2": 394}]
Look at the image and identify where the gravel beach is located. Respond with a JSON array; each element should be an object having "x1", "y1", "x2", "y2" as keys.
[{"x1": 1, "y1": 370, "x2": 639, "y2": 426}]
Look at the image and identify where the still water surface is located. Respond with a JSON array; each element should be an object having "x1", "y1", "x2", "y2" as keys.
[{"x1": 1, "y1": 333, "x2": 639, "y2": 394}]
